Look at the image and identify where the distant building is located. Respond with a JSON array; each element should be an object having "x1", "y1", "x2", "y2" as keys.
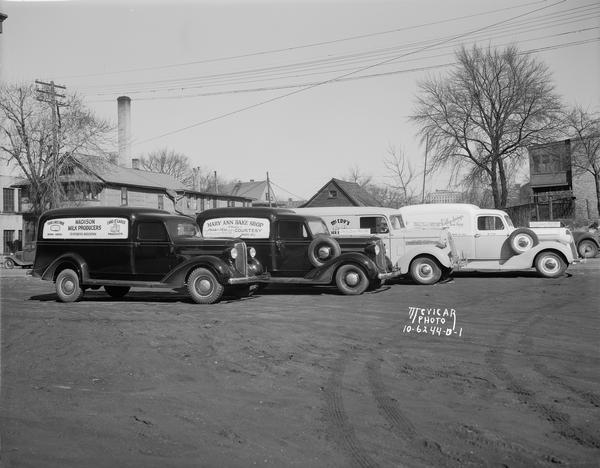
[
  {"x1": 528, "y1": 139, "x2": 598, "y2": 219},
  {"x1": 14, "y1": 155, "x2": 252, "y2": 245},
  {"x1": 301, "y1": 178, "x2": 382, "y2": 208},
  {"x1": 223, "y1": 179, "x2": 303, "y2": 207},
  {"x1": 1, "y1": 173, "x2": 23, "y2": 255},
  {"x1": 426, "y1": 189, "x2": 463, "y2": 204}
]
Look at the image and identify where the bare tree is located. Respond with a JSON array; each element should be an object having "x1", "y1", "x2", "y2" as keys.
[
  {"x1": 383, "y1": 145, "x2": 418, "y2": 205},
  {"x1": 345, "y1": 165, "x2": 372, "y2": 188},
  {"x1": 412, "y1": 45, "x2": 563, "y2": 208},
  {"x1": 563, "y1": 106, "x2": 600, "y2": 216},
  {"x1": 139, "y1": 148, "x2": 194, "y2": 187},
  {"x1": 0, "y1": 82, "x2": 113, "y2": 218}
]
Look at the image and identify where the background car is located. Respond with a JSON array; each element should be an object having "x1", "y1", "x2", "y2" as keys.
[
  {"x1": 572, "y1": 227, "x2": 600, "y2": 258},
  {"x1": 3, "y1": 245, "x2": 35, "y2": 269}
]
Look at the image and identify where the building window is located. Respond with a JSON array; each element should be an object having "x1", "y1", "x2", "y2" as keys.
[
  {"x1": 227, "y1": 200, "x2": 234, "y2": 207},
  {"x1": 328, "y1": 190, "x2": 338, "y2": 199},
  {"x1": 212, "y1": 198, "x2": 217, "y2": 208},
  {"x1": 3, "y1": 230, "x2": 14, "y2": 254},
  {"x1": 121, "y1": 187, "x2": 128, "y2": 206},
  {"x1": 158, "y1": 194, "x2": 164, "y2": 210},
  {"x1": 3, "y1": 188, "x2": 15, "y2": 212}
]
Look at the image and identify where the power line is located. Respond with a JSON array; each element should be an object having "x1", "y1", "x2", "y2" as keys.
[
  {"x1": 84, "y1": 37, "x2": 600, "y2": 104},
  {"x1": 83, "y1": 26, "x2": 600, "y2": 101},
  {"x1": 77, "y1": 4, "x2": 600, "y2": 95},
  {"x1": 57, "y1": 0, "x2": 551, "y2": 80},
  {"x1": 131, "y1": 0, "x2": 567, "y2": 146}
]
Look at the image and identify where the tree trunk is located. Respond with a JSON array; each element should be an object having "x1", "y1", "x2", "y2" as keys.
[
  {"x1": 595, "y1": 173, "x2": 600, "y2": 219},
  {"x1": 498, "y1": 158, "x2": 508, "y2": 209},
  {"x1": 490, "y1": 162, "x2": 500, "y2": 208}
]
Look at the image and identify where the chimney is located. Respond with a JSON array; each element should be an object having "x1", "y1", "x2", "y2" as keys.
[
  {"x1": 131, "y1": 158, "x2": 140, "y2": 170},
  {"x1": 117, "y1": 96, "x2": 131, "y2": 167}
]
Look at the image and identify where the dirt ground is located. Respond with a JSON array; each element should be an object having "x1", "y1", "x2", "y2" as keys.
[{"x1": 1, "y1": 260, "x2": 599, "y2": 467}]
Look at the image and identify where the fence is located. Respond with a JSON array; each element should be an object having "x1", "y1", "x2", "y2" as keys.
[{"x1": 505, "y1": 198, "x2": 575, "y2": 227}]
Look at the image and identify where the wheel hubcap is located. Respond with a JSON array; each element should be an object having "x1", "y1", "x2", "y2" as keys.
[
  {"x1": 196, "y1": 278, "x2": 213, "y2": 295},
  {"x1": 63, "y1": 279, "x2": 75, "y2": 295},
  {"x1": 543, "y1": 257, "x2": 558, "y2": 272},
  {"x1": 419, "y1": 264, "x2": 433, "y2": 278},
  {"x1": 345, "y1": 272, "x2": 360, "y2": 286}
]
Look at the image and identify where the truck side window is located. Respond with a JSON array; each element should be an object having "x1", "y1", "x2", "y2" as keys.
[
  {"x1": 137, "y1": 222, "x2": 168, "y2": 241},
  {"x1": 360, "y1": 216, "x2": 389, "y2": 234},
  {"x1": 477, "y1": 216, "x2": 504, "y2": 231},
  {"x1": 278, "y1": 221, "x2": 308, "y2": 240}
]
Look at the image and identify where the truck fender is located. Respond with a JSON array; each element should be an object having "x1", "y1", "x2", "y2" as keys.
[
  {"x1": 304, "y1": 252, "x2": 379, "y2": 283},
  {"x1": 397, "y1": 246, "x2": 453, "y2": 274},
  {"x1": 40, "y1": 253, "x2": 90, "y2": 282},
  {"x1": 162, "y1": 256, "x2": 233, "y2": 287},
  {"x1": 500, "y1": 242, "x2": 573, "y2": 269}
]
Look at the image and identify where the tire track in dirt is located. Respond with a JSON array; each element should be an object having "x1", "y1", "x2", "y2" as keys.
[
  {"x1": 519, "y1": 313, "x2": 600, "y2": 408},
  {"x1": 485, "y1": 304, "x2": 600, "y2": 450},
  {"x1": 365, "y1": 352, "x2": 553, "y2": 467},
  {"x1": 365, "y1": 354, "x2": 457, "y2": 467},
  {"x1": 322, "y1": 350, "x2": 379, "y2": 468}
]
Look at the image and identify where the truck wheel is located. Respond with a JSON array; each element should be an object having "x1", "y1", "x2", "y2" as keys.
[
  {"x1": 578, "y1": 239, "x2": 598, "y2": 258},
  {"x1": 508, "y1": 228, "x2": 539, "y2": 254},
  {"x1": 56, "y1": 268, "x2": 84, "y2": 302},
  {"x1": 308, "y1": 236, "x2": 341, "y2": 267},
  {"x1": 104, "y1": 286, "x2": 130, "y2": 299},
  {"x1": 187, "y1": 268, "x2": 224, "y2": 304},
  {"x1": 410, "y1": 256, "x2": 442, "y2": 285},
  {"x1": 335, "y1": 264, "x2": 369, "y2": 295},
  {"x1": 4, "y1": 258, "x2": 15, "y2": 269},
  {"x1": 535, "y1": 251, "x2": 566, "y2": 278}
]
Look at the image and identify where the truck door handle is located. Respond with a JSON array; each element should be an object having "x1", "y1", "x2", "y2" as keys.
[{"x1": 474, "y1": 234, "x2": 481, "y2": 238}]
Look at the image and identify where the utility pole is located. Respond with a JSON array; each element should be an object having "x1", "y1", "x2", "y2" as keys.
[
  {"x1": 266, "y1": 172, "x2": 273, "y2": 207},
  {"x1": 35, "y1": 80, "x2": 67, "y2": 206},
  {"x1": 214, "y1": 170, "x2": 219, "y2": 194},
  {"x1": 421, "y1": 134, "x2": 429, "y2": 204},
  {"x1": 35, "y1": 80, "x2": 67, "y2": 160}
]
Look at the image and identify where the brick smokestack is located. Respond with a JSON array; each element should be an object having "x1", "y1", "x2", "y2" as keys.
[{"x1": 117, "y1": 96, "x2": 131, "y2": 167}]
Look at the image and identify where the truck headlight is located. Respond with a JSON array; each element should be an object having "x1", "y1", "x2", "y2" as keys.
[
  {"x1": 249, "y1": 247, "x2": 256, "y2": 258},
  {"x1": 230, "y1": 247, "x2": 238, "y2": 259}
]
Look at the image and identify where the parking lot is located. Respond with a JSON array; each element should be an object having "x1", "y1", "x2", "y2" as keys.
[{"x1": 1, "y1": 261, "x2": 599, "y2": 467}]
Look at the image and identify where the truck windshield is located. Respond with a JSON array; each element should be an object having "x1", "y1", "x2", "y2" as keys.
[
  {"x1": 389, "y1": 215, "x2": 405, "y2": 229},
  {"x1": 504, "y1": 216, "x2": 514, "y2": 229},
  {"x1": 166, "y1": 220, "x2": 202, "y2": 239},
  {"x1": 308, "y1": 219, "x2": 330, "y2": 236}
]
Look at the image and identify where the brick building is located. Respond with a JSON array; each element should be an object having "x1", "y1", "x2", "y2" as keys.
[
  {"x1": 426, "y1": 189, "x2": 463, "y2": 204},
  {"x1": 0, "y1": 173, "x2": 23, "y2": 255},
  {"x1": 528, "y1": 139, "x2": 599, "y2": 220}
]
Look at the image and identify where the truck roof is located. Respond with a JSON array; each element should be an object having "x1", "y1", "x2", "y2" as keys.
[
  {"x1": 294, "y1": 206, "x2": 402, "y2": 216},
  {"x1": 38, "y1": 206, "x2": 191, "y2": 223}
]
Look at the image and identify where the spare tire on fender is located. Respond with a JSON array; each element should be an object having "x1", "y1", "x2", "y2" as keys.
[
  {"x1": 308, "y1": 235, "x2": 341, "y2": 267},
  {"x1": 508, "y1": 228, "x2": 539, "y2": 254}
]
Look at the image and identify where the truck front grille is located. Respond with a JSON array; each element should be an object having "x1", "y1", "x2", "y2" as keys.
[{"x1": 234, "y1": 241, "x2": 248, "y2": 276}]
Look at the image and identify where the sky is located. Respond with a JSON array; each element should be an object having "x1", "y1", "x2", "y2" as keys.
[{"x1": 0, "y1": 0, "x2": 599, "y2": 201}]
